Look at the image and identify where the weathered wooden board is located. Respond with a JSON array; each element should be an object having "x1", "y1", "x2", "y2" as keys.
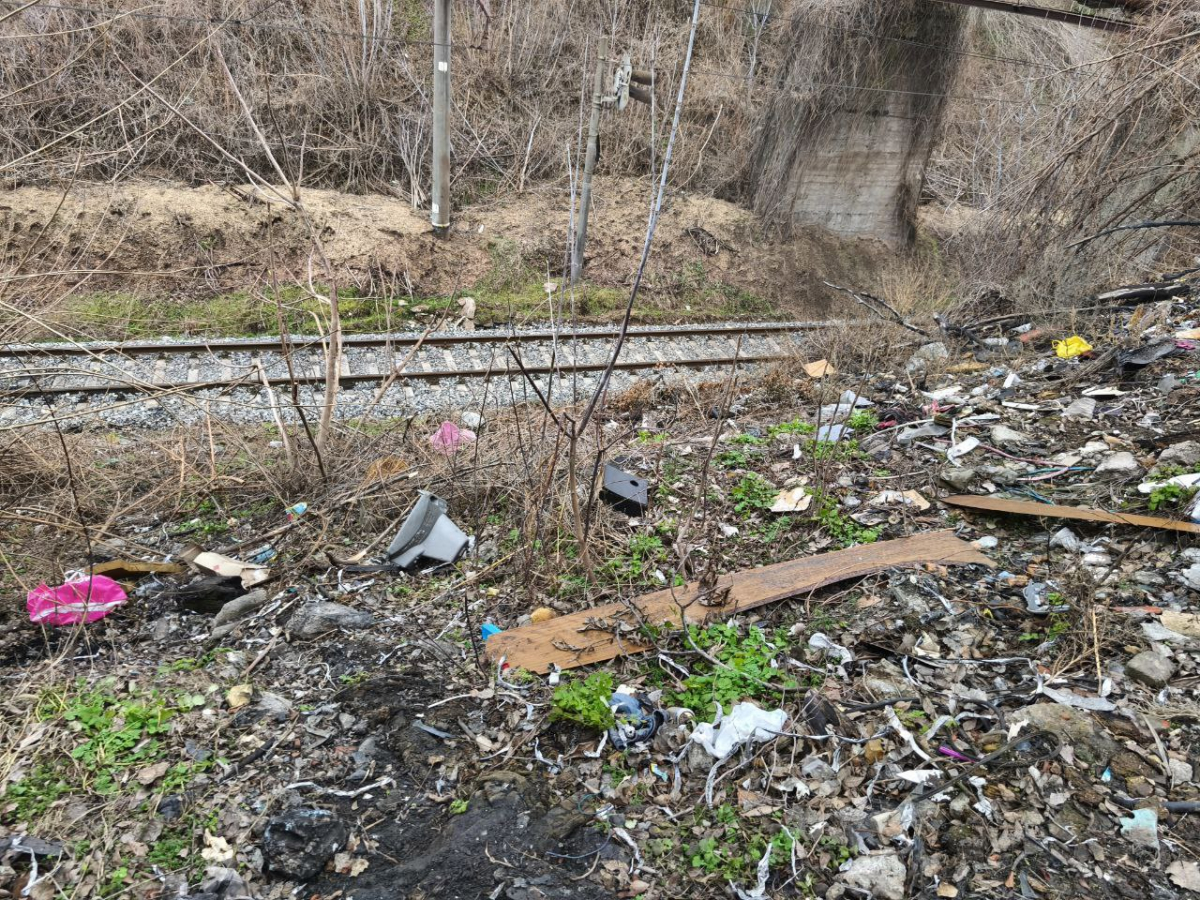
[
  {"x1": 944, "y1": 495, "x2": 1200, "y2": 536},
  {"x1": 486, "y1": 530, "x2": 992, "y2": 674}
]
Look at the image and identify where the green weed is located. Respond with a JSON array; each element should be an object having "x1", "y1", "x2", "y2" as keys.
[
  {"x1": 551, "y1": 672, "x2": 615, "y2": 731},
  {"x1": 731, "y1": 474, "x2": 776, "y2": 516},
  {"x1": 813, "y1": 494, "x2": 880, "y2": 547},
  {"x1": 1148, "y1": 482, "x2": 1198, "y2": 511},
  {"x1": 667, "y1": 623, "x2": 796, "y2": 719}
]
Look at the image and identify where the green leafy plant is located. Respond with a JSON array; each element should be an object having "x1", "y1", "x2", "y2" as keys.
[
  {"x1": 768, "y1": 418, "x2": 816, "y2": 438},
  {"x1": 449, "y1": 798, "x2": 469, "y2": 814},
  {"x1": 847, "y1": 409, "x2": 879, "y2": 431},
  {"x1": 668, "y1": 624, "x2": 796, "y2": 718},
  {"x1": 730, "y1": 432, "x2": 764, "y2": 446},
  {"x1": 716, "y1": 448, "x2": 754, "y2": 469},
  {"x1": 813, "y1": 494, "x2": 880, "y2": 547},
  {"x1": 731, "y1": 474, "x2": 776, "y2": 516},
  {"x1": 601, "y1": 533, "x2": 668, "y2": 583},
  {"x1": 1148, "y1": 482, "x2": 1198, "y2": 511},
  {"x1": 551, "y1": 672, "x2": 615, "y2": 731}
]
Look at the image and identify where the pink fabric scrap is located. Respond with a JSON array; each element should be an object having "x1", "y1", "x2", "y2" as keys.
[
  {"x1": 429, "y1": 420, "x2": 477, "y2": 455},
  {"x1": 27, "y1": 575, "x2": 128, "y2": 626}
]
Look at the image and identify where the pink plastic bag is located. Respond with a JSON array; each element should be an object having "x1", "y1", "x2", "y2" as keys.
[
  {"x1": 27, "y1": 574, "x2": 128, "y2": 626},
  {"x1": 429, "y1": 420, "x2": 476, "y2": 455}
]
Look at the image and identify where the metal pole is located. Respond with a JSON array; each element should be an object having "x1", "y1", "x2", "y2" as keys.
[
  {"x1": 431, "y1": 0, "x2": 451, "y2": 234},
  {"x1": 571, "y1": 35, "x2": 608, "y2": 287}
]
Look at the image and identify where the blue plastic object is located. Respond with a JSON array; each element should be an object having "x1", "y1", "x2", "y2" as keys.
[{"x1": 481, "y1": 623, "x2": 502, "y2": 641}]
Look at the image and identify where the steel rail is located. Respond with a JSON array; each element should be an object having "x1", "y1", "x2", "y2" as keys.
[
  {"x1": 2, "y1": 353, "x2": 786, "y2": 397},
  {"x1": 0, "y1": 321, "x2": 832, "y2": 359}
]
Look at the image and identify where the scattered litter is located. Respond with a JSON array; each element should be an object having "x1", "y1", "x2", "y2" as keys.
[
  {"x1": 1120, "y1": 339, "x2": 1178, "y2": 369},
  {"x1": 429, "y1": 420, "x2": 476, "y2": 454},
  {"x1": 691, "y1": 702, "x2": 787, "y2": 761},
  {"x1": 946, "y1": 436, "x2": 980, "y2": 464},
  {"x1": 803, "y1": 359, "x2": 835, "y2": 378},
  {"x1": 600, "y1": 464, "x2": 649, "y2": 516},
  {"x1": 1119, "y1": 807, "x2": 1159, "y2": 849},
  {"x1": 90, "y1": 559, "x2": 184, "y2": 580},
  {"x1": 180, "y1": 546, "x2": 271, "y2": 589},
  {"x1": 386, "y1": 491, "x2": 469, "y2": 570},
  {"x1": 607, "y1": 691, "x2": 666, "y2": 749},
  {"x1": 1023, "y1": 582, "x2": 1070, "y2": 615},
  {"x1": 1052, "y1": 335, "x2": 1093, "y2": 358},
  {"x1": 770, "y1": 486, "x2": 812, "y2": 513},
  {"x1": 816, "y1": 423, "x2": 849, "y2": 442},
  {"x1": 27, "y1": 574, "x2": 127, "y2": 625},
  {"x1": 870, "y1": 489, "x2": 930, "y2": 512}
]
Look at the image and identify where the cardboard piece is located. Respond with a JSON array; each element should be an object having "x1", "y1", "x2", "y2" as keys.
[
  {"x1": 943, "y1": 495, "x2": 1200, "y2": 536},
  {"x1": 803, "y1": 359, "x2": 836, "y2": 379},
  {"x1": 486, "y1": 531, "x2": 992, "y2": 673},
  {"x1": 180, "y1": 546, "x2": 271, "y2": 589}
]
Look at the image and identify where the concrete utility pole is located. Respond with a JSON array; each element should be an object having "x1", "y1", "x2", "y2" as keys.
[
  {"x1": 431, "y1": 0, "x2": 451, "y2": 235},
  {"x1": 571, "y1": 35, "x2": 608, "y2": 287}
]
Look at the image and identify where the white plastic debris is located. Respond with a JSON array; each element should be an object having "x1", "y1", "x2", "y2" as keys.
[
  {"x1": 947, "y1": 436, "x2": 980, "y2": 465},
  {"x1": 808, "y1": 632, "x2": 854, "y2": 672},
  {"x1": 691, "y1": 702, "x2": 787, "y2": 761}
]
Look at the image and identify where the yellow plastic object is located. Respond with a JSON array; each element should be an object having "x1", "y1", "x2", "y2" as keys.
[{"x1": 1053, "y1": 336, "x2": 1093, "y2": 359}]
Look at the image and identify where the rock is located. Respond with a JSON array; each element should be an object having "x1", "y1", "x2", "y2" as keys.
[
  {"x1": 212, "y1": 589, "x2": 270, "y2": 627},
  {"x1": 839, "y1": 852, "x2": 906, "y2": 900},
  {"x1": 905, "y1": 342, "x2": 949, "y2": 373},
  {"x1": 1094, "y1": 452, "x2": 1141, "y2": 479},
  {"x1": 1016, "y1": 704, "x2": 1118, "y2": 766},
  {"x1": 287, "y1": 602, "x2": 373, "y2": 639},
  {"x1": 263, "y1": 808, "x2": 348, "y2": 880},
  {"x1": 990, "y1": 425, "x2": 1030, "y2": 448},
  {"x1": 1169, "y1": 758, "x2": 1194, "y2": 784},
  {"x1": 256, "y1": 692, "x2": 293, "y2": 722},
  {"x1": 1156, "y1": 441, "x2": 1200, "y2": 471},
  {"x1": 939, "y1": 468, "x2": 977, "y2": 491},
  {"x1": 1125, "y1": 651, "x2": 1175, "y2": 688},
  {"x1": 460, "y1": 411, "x2": 483, "y2": 429}
]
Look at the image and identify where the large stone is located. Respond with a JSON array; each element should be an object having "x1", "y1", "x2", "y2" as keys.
[
  {"x1": 1095, "y1": 452, "x2": 1142, "y2": 480},
  {"x1": 990, "y1": 425, "x2": 1031, "y2": 448},
  {"x1": 1125, "y1": 651, "x2": 1175, "y2": 689},
  {"x1": 212, "y1": 589, "x2": 270, "y2": 627},
  {"x1": 263, "y1": 808, "x2": 348, "y2": 880},
  {"x1": 839, "y1": 852, "x2": 906, "y2": 900},
  {"x1": 288, "y1": 601, "x2": 373, "y2": 639},
  {"x1": 905, "y1": 343, "x2": 950, "y2": 374},
  {"x1": 1016, "y1": 704, "x2": 1118, "y2": 766},
  {"x1": 939, "y1": 468, "x2": 978, "y2": 492},
  {"x1": 1156, "y1": 441, "x2": 1200, "y2": 472}
]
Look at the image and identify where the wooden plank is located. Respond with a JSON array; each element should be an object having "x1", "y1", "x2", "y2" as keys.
[
  {"x1": 486, "y1": 531, "x2": 992, "y2": 674},
  {"x1": 943, "y1": 495, "x2": 1200, "y2": 536}
]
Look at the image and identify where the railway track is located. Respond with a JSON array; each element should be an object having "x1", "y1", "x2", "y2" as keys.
[{"x1": 0, "y1": 321, "x2": 828, "y2": 427}]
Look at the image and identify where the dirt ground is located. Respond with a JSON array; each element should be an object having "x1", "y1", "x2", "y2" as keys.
[{"x1": 0, "y1": 176, "x2": 887, "y2": 321}]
